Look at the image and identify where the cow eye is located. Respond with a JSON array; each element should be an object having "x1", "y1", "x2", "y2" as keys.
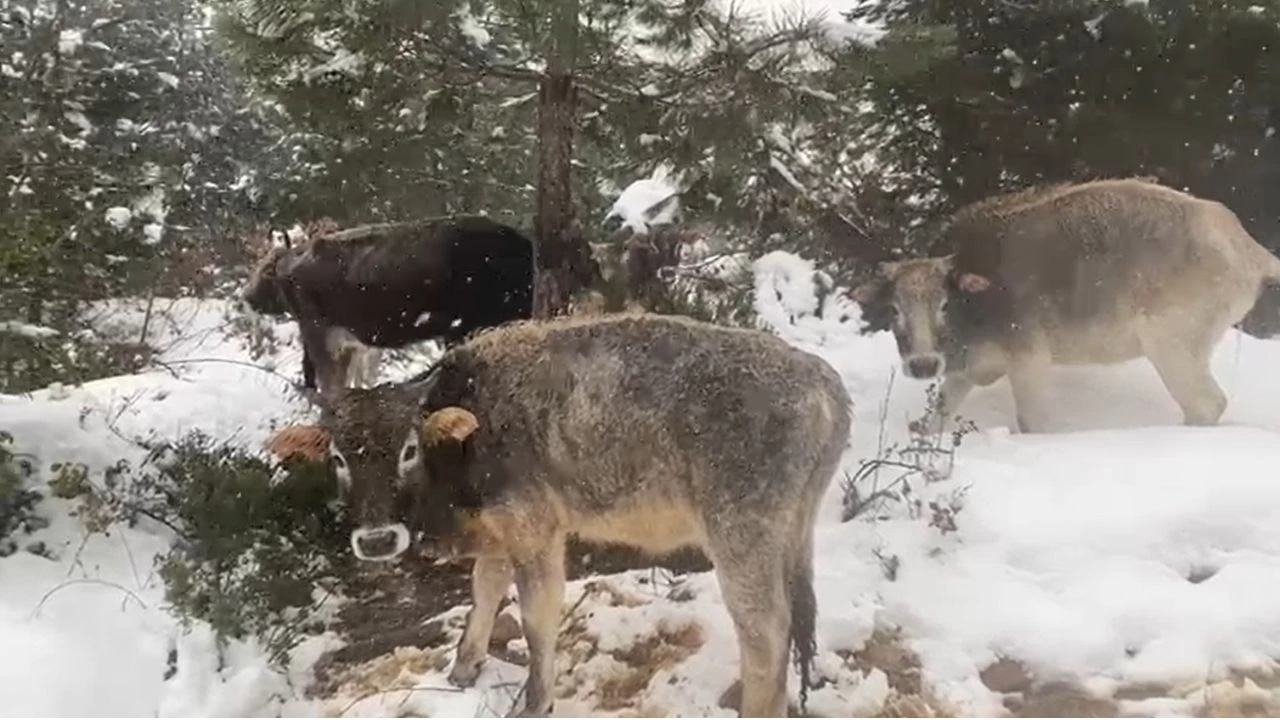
[
  {"x1": 328, "y1": 442, "x2": 351, "y2": 489},
  {"x1": 397, "y1": 430, "x2": 422, "y2": 482}
]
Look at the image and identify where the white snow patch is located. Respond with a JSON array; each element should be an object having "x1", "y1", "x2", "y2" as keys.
[
  {"x1": 455, "y1": 5, "x2": 492, "y2": 48},
  {"x1": 303, "y1": 47, "x2": 365, "y2": 83},
  {"x1": 104, "y1": 206, "x2": 132, "y2": 229},
  {"x1": 603, "y1": 169, "x2": 681, "y2": 234},
  {"x1": 64, "y1": 110, "x2": 93, "y2": 136},
  {"x1": 0, "y1": 321, "x2": 59, "y2": 338},
  {"x1": 57, "y1": 29, "x2": 83, "y2": 55}
]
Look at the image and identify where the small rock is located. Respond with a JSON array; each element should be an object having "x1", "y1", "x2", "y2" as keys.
[
  {"x1": 0, "y1": 539, "x2": 16, "y2": 557},
  {"x1": 25, "y1": 540, "x2": 47, "y2": 557},
  {"x1": 981, "y1": 658, "x2": 1033, "y2": 694},
  {"x1": 489, "y1": 611, "x2": 522, "y2": 649}
]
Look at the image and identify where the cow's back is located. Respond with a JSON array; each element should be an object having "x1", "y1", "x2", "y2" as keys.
[
  {"x1": 298, "y1": 216, "x2": 534, "y2": 345},
  {"x1": 948, "y1": 178, "x2": 1265, "y2": 340},
  {"x1": 426, "y1": 314, "x2": 851, "y2": 523}
]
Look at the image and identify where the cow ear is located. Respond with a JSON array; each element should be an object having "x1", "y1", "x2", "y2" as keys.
[
  {"x1": 421, "y1": 407, "x2": 479, "y2": 446},
  {"x1": 956, "y1": 272, "x2": 991, "y2": 293},
  {"x1": 267, "y1": 425, "x2": 331, "y2": 462}
]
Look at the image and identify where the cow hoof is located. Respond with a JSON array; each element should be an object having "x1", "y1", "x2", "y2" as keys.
[{"x1": 447, "y1": 660, "x2": 482, "y2": 688}]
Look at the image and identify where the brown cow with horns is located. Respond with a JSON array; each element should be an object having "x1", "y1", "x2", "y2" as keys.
[
  {"x1": 852, "y1": 177, "x2": 1280, "y2": 433},
  {"x1": 268, "y1": 312, "x2": 852, "y2": 717}
]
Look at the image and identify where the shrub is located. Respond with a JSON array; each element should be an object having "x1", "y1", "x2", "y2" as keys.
[
  {"x1": 0, "y1": 431, "x2": 45, "y2": 555},
  {"x1": 57, "y1": 431, "x2": 352, "y2": 665},
  {"x1": 841, "y1": 377, "x2": 976, "y2": 525},
  {"x1": 0, "y1": 329, "x2": 153, "y2": 395}
]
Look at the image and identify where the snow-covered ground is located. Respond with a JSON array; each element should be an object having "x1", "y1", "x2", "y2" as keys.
[{"x1": 7, "y1": 251, "x2": 1280, "y2": 717}]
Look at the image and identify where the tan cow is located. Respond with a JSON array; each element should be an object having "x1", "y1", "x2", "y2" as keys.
[
  {"x1": 851, "y1": 177, "x2": 1280, "y2": 433},
  {"x1": 268, "y1": 312, "x2": 853, "y2": 717}
]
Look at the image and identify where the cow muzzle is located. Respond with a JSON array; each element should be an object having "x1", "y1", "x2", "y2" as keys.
[
  {"x1": 904, "y1": 353, "x2": 944, "y2": 380},
  {"x1": 350, "y1": 523, "x2": 410, "y2": 562}
]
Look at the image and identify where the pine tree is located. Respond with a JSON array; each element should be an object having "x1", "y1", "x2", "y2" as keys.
[
  {"x1": 213, "y1": 0, "x2": 904, "y2": 311},
  {"x1": 848, "y1": 0, "x2": 1280, "y2": 248},
  {"x1": 1, "y1": 0, "x2": 279, "y2": 327}
]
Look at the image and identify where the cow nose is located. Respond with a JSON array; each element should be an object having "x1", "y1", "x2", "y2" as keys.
[
  {"x1": 906, "y1": 356, "x2": 942, "y2": 379},
  {"x1": 350, "y1": 524, "x2": 410, "y2": 561}
]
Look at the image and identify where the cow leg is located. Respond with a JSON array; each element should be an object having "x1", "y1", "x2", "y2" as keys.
[
  {"x1": 510, "y1": 537, "x2": 566, "y2": 717},
  {"x1": 1143, "y1": 334, "x2": 1227, "y2": 426},
  {"x1": 297, "y1": 318, "x2": 341, "y2": 397},
  {"x1": 301, "y1": 346, "x2": 317, "y2": 390},
  {"x1": 707, "y1": 539, "x2": 790, "y2": 718},
  {"x1": 359, "y1": 348, "x2": 382, "y2": 388},
  {"x1": 1007, "y1": 350, "x2": 1053, "y2": 433},
  {"x1": 448, "y1": 555, "x2": 514, "y2": 688}
]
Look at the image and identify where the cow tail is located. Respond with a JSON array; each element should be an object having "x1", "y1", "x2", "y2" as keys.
[{"x1": 787, "y1": 540, "x2": 818, "y2": 714}]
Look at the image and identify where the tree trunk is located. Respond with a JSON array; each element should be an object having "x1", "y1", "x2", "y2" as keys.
[{"x1": 532, "y1": 0, "x2": 599, "y2": 319}]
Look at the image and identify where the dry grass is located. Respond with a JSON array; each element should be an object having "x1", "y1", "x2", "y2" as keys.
[
  {"x1": 595, "y1": 619, "x2": 705, "y2": 711},
  {"x1": 839, "y1": 627, "x2": 955, "y2": 717}
]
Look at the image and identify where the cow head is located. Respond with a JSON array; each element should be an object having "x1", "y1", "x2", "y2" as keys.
[
  {"x1": 241, "y1": 242, "x2": 295, "y2": 317},
  {"x1": 265, "y1": 382, "x2": 486, "y2": 564},
  {"x1": 266, "y1": 387, "x2": 426, "y2": 562},
  {"x1": 850, "y1": 255, "x2": 993, "y2": 379}
]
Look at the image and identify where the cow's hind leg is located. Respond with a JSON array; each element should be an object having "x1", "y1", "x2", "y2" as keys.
[
  {"x1": 707, "y1": 534, "x2": 791, "y2": 718},
  {"x1": 509, "y1": 536, "x2": 567, "y2": 717},
  {"x1": 1142, "y1": 326, "x2": 1228, "y2": 426},
  {"x1": 448, "y1": 556, "x2": 514, "y2": 688}
]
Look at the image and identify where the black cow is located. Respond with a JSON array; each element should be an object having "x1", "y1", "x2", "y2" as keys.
[{"x1": 241, "y1": 216, "x2": 535, "y2": 397}]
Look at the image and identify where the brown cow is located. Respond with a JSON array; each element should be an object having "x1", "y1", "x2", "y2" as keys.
[
  {"x1": 851, "y1": 177, "x2": 1280, "y2": 433},
  {"x1": 268, "y1": 312, "x2": 853, "y2": 717}
]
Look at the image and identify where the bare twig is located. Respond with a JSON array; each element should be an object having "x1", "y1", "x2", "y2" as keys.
[{"x1": 30, "y1": 578, "x2": 148, "y2": 619}]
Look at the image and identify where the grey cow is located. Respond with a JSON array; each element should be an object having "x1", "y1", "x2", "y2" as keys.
[
  {"x1": 852, "y1": 177, "x2": 1280, "y2": 433},
  {"x1": 268, "y1": 312, "x2": 853, "y2": 717}
]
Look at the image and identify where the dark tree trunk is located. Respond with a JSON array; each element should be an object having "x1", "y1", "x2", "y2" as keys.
[{"x1": 532, "y1": 0, "x2": 599, "y2": 319}]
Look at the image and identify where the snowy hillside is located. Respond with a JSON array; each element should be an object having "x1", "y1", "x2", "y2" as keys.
[{"x1": 7, "y1": 252, "x2": 1280, "y2": 717}]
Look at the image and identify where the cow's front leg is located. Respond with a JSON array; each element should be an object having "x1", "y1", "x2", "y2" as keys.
[
  {"x1": 509, "y1": 538, "x2": 566, "y2": 718},
  {"x1": 448, "y1": 555, "x2": 514, "y2": 688},
  {"x1": 298, "y1": 320, "x2": 342, "y2": 398},
  {"x1": 301, "y1": 346, "x2": 317, "y2": 390},
  {"x1": 1007, "y1": 350, "x2": 1053, "y2": 433}
]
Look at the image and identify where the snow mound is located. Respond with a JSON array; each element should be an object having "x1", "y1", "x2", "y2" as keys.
[{"x1": 603, "y1": 170, "x2": 681, "y2": 235}]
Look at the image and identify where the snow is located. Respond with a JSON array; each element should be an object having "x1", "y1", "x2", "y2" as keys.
[
  {"x1": 302, "y1": 48, "x2": 366, "y2": 83},
  {"x1": 57, "y1": 29, "x2": 83, "y2": 55},
  {"x1": 602, "y1": 169, "x2": 681, "y2": 234},
  {"x1": 455, "y1": 5, "x2": 492, "y2": 48},
  {"x1": 104, "y1": 206, "x2": 132, "y2": 229},
  {"x1": 0, "y1": 321, "x2": 59, "y2": 338},
  {"x1": 12, "y1": 251, "x2": 1280, "y2": 716}
]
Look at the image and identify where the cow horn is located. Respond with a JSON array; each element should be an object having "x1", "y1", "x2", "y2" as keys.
[
  {"x1": 268, "y1": 425, "x2": 330, "y2": 462},
  {"x1": 421, "y1": 407, "x2": 479, "y2": 446}
]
